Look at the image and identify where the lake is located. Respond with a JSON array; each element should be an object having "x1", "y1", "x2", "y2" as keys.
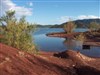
[{"x1": 33, "y1": 28, "x2": 100, "y2": 57}]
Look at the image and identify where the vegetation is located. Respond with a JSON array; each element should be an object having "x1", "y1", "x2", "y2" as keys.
[
  {"x1": 63, "y1": 19, "x2": 76, "y2": 33},
  {"x1": 50, "y1": 19, "x2": 100, "y2": 28},
  {"x1": 89, "y1": 21, "x2": 100, "y2": 32},
  {"x1": 0, "y1": 11, "x2": 37, "y2": 53},
  {"x1": 74, "y1": 33, "x2": 86, "y2": 41}
]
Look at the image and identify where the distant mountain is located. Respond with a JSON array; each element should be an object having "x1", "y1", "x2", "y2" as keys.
[
  {"x1": 36, "y1": 24, "x2": 53, "y2": 28},
  {"x1": 50, "y1": 19, "x2": 100, "y2": 28}
]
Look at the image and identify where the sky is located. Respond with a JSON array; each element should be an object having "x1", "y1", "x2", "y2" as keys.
[{"x1": 0, "y1": 0, "x2": 100, "y2": 25}]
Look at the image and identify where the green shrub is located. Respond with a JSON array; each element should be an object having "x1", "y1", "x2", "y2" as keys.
[
  {"x1": 0, "y1": 11, "x2": 37, "y2": 53},
  {"x1": 89, "y1": 21, "x2": 100, "y2": 32},
  {"x1": 74, "y1": 33, "x2": 86, "y2": 41},
  {"x1": 63, "y1": 19, "x2": 76, "y2": 33}
]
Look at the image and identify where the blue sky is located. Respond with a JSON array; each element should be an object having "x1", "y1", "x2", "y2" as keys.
[{"x1": 1, "y1": 0, "x2": 100, "y2": 25}]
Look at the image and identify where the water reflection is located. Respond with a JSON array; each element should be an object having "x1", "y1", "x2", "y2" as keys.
[
  {"x1": 82, "y1": 45, "x2": 90, "y2": 50},
  {"x1": 63, "y1": 38, "x2": 75, "y2": 50},
  {"x1": 63, "y1": 38, "x2": 84, "y2": 50},
  {"x1": 34, "y1": 28, "x2": 100, "y2": 57}
]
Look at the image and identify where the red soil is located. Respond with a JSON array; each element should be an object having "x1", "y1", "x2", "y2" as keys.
[
  {"x1": 0, "y1": 35, "x2": 3, "y2": 38},
  {"x1": 46, "y1": 32, "x2": 80, "y2": 38},
  {"x1": 0, "y1": 43, "x2": 100, "y2": 75}
]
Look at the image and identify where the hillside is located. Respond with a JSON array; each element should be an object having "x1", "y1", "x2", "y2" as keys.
[
  {"x1": 50, "y1": 19, "x2": 100, "y2": 28},
  {"x1": 0, "y1": 43, "x2": 100, "y2": 75}
]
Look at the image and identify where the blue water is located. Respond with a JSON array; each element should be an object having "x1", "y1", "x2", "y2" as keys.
[{"x1": 33, "y1": 28, "x2": 100, "y2": 57}]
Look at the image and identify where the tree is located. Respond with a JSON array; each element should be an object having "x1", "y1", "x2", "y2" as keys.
[
  {"x1": 0, "y1": 11, "x2": 15, "y2": 26},
  {"x1": 89, "y1": 21, "x2": 100, "y2": 31},
  {"x1": 0, "y1": 10, "x2": 37, "y2": 53},
  {"x1": 63, "y1": 19, "x2": 76, "y2": 33}
]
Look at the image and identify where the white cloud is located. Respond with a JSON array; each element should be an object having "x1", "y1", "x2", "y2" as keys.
[
  {"x1": 56, "y1": 16, "x2": 76, "y2": 24},
  {"x1": 57, "y1": 16, "x2": 71, "y2": 23},
  {"x1": 77, "y1": 15, "x2": 100, "y2": 19},
  {"x1": 57, "y1": 15, "x2": 100, "y2": 24},
  {"x1": 29, "y1": 2, "x2": 33, "y2": 7},
  {"x1": 0, "y1": 0, "x2": 32, "y2": 16}
]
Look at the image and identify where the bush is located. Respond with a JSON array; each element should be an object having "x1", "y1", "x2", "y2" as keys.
[
  {"x1": 0, "y1": 11, "x2": 37, "y2": 53},
  {"x1": 63, "y1": 19, "x2": 76, "y2": 33},
  {"x1": 74, "y1": 33, "x2": 86, "y2": 41},
  {"x1": 89, "y1": 21, "x2": 100, "y2": 32}
]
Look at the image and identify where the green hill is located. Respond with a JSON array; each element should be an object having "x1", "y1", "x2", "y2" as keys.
[{"x1": 50, "y1": 19, "x2": 100, "y2": 28}]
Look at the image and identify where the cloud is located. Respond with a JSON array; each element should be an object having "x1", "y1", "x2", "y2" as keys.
[
  {"x1": 57, "y1": 16, "x2": 71, "y2": 23},
  {"x1": 56, "y1": 16, "x2": 75, "y2": 24},
  {"x1": 29, "y1": 2, "x2": 33, "y2": 7},
  {"x1": 77, "y1": 15, "x2": 100, "y2": 19},
  {"x1": 0, "y1": 0, "x2": 32, "y2": 16},
  {"x1": 57, "y1": 15, "x2": 100, "y2": 24}
]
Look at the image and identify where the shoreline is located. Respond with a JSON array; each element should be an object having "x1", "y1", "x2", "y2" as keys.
[{"x1": 46, "y1": 32, "x2": 100, "y2": 47}]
